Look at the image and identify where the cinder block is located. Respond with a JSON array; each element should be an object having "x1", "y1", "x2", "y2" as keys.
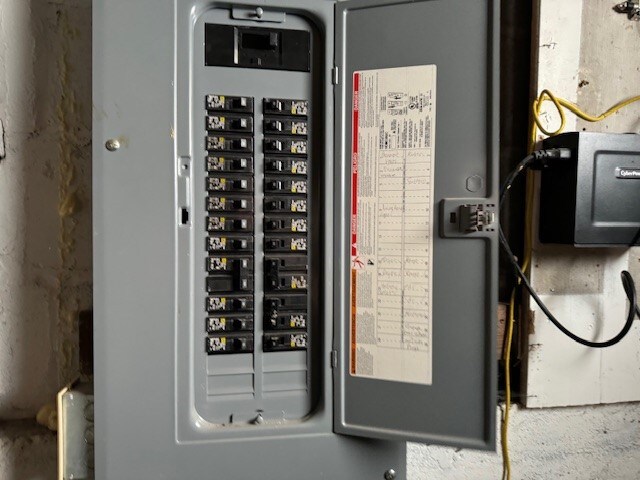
[
  {"x1": 0, "y1": 0, "x2": 92, "y2": 420},
  {"x1": 0, "y1": 421, "x2": 56, "y2": 480},
  {"x1": 0, "y1": 284, "x2": 59, "y2": 419}
]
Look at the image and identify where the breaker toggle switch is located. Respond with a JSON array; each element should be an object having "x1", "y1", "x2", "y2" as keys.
[
  {"x1": 205, "y1": 94, "x2": 253, "y2": 113},
  {"x1": 265, "y1": 178, "x2": 307, "y2": 194},
  {"x1": 206, "y1": 196, "x2": 253, "y2": 212},
  {"x1": 206, "y1": 274, "x2": 253, "y2": 292},
  {"x1": 265, "y1": 139, "x2": 283, "y2": 152},
  {"x1": 266, "y1": 273, "x2": 308, "y2": 291},
  {"x1": 266, "y1": 119, "x2": 284, "y2": 133},
  {"x1": 264, "y1": 98, "x2": 309, "y2": 116},
  {"x1": 264, "y1": 137, "x2": 308, "y2": 155},
  {"x1": 206, "y1": 135, "x2": 253, "y2": 152},
  {"x1": 264, "y1": 295, "x2": 307, "y2": 315},
  {"x1": 206, "y1": 216, "x2": 253, "y2": 232},
  {"x1": 265, "y1": 236, "x2": 307, "y2": 252},
  {"x1": 264, "y1": 197, "x2": 307, "y2": 213},
  {"x1": 264, "y1": 118, "x2": 308, "y2": 136},
  {"x1": 206, "y1": 236, "x2": 253, "y2": 252},
  {"x1": 206, "y1": 256, "x2": 252, "y2": 273},
  {"x1": 206, "y1": 295, "x2": 254, "y2": 313},
  {"x1": 265, "y1": 158, "x2": 307, "y2": 175},
  {"x1": 206, "y1": 334, "x2": 254, "y2": 354},
  {"x1": 263, "y1": 332, "x2": 307, "y2": 352},
  {"x1": 206, "y1": 177, "x2": 253, "y2": 192},
  {"x1": 206, "y1": 156, "x2": 253, "y2": 173},
  {"x1": 206, "y1": 115, "x2": 253, "y2": 133},
  {"x1": 206, "y1": 259, "x2": 253, "y2": 292},
  {"x1": 266, "y1": 99, "x2": 284, "y2": 113},
  {"x1": 265, "y1": 217, "x2": 307, "y2": 233},
  {"x1": 267, "y1": 312, "x2": 307, "y2": 330},
  {"x1": 231, "y1": 97, "x2": 250, "y2": 109},
  {"x1": 206, "y1": 316, "x2": 254, "y2": 333},
  {"x1": 265, "y1": 256, "x2": 308, "y2": 272}
]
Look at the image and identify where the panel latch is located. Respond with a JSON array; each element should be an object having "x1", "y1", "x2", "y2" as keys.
[
  {"x1": 458, "y1": 203, "x2": 496, "y2": 233},
  {"x1": 440, "y1": 199, "x2": 498, "y2": 238}
]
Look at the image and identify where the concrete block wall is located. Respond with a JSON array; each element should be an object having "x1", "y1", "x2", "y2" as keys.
[
  {"x1": 0, "y1": 1, "x2": 638, "y2": 479},
  {"x1": 0, "y1": 421, "x2": 57, "y2": 480},
  {"x1": 409, "y1": 404, "x2": 640, "y2": 480},
  {"x1": 0, "y1": 0, "x2": 91, "y2": 478}
]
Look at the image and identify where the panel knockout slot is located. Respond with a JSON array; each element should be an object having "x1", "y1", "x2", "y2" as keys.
[{"x1": 458, "y1": 204, "x2": 496, "y2": 233}]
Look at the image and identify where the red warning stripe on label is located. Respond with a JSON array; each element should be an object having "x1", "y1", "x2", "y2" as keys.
[
  {"x1": 351, "y1": 72, "x2": 359, "y2": 257},
  {"x1": 350, "y1": 73, "x2": 360, "y2": 375}
]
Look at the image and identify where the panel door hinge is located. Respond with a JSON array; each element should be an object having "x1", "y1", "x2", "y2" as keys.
[
  {"x1": 332, "y1": 66, "x2": 339, "y2": 85},
  {"x1": 331, "y1": 350, "x2": 338, "y2": 368}
]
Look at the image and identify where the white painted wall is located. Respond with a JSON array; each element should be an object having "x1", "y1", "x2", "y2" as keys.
[
  {"x1": 0, "y1": 0, "x2": 91, "y2": 477},
  {"x1": 0, "y1": 0, "x2": 639, "y2": 479},
  {"x1": 0, "y1": 0, "x2": 92, "y2": 419},
  {"x1": 526, "y1": 0, "x2": 640, "y2": 408}
]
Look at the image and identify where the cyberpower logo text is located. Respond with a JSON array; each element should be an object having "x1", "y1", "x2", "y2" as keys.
[{"x1": 615, "y1": 167, "x2": 640, "y2": 179}]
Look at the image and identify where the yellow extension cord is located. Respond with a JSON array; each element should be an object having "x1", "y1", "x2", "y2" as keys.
[{"x1": 500, "y1": 90, "x2": 640, "y2": 480}]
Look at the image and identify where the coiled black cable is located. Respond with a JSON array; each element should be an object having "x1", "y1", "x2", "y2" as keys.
[{"x1": 500, "y1": 148, "x2": 639, "y2": 348}]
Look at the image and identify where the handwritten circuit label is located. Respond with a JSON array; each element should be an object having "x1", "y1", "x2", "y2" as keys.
[{"x1": 349, "y1": 65, "x2": 436, "y2": 385}]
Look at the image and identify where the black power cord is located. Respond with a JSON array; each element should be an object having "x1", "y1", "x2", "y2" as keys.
[{"x1": 500, "y1": 148, "x2": 640, "y2": 348}]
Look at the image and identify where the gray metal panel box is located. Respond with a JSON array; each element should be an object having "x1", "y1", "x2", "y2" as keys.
[
  {"x1": 334, "y1": 0, "x2": 498, "y2": 449},
  {"x1": 93, "y1": 0, "x2": 498, "y2": 478}
]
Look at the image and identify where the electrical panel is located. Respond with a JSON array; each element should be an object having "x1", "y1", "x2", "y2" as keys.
[{"x1": 93, "y1": 0, "x2": 499, "y2": 479}]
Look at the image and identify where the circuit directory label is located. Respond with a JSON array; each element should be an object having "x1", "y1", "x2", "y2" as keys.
[{"x1": 349, "y1": 65, "x2": 436, "y2": 385}]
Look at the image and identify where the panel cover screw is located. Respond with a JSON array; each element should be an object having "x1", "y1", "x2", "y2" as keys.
[
  {"x1": 255, "y1": 7, "x2": 264, "y2": 18},
  {"x1": 105, "y1": 138, "x2": 120, "y2": 151},
  {"x1": 384, "y1": 469, "x2": 396, "y2": 480}
]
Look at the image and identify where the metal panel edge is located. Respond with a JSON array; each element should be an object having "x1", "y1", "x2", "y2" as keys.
[{"x1": 333, "y1": 0, "x2": 499, "y2": 450}]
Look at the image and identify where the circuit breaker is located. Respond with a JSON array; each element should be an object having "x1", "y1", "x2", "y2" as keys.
[{"x1": 93, "y1": 0, "x2": 498, "y2": 479}]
